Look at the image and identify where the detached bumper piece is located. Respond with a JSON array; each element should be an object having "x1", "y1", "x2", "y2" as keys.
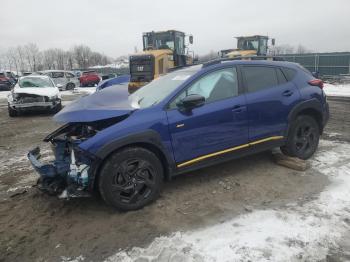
[{"x1": 28, "y1": 144, "x2": 92, "y2": 199}]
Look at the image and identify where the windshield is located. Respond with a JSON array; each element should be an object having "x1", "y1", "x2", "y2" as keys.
[
  {"x1": 19, "y1": 77, "x2": 55, "y2": 88},
  {"x1": 144, "y1": 32, "x2": 175, "y2": 50},
  {"x1": 239, "y1": 39, "x2": 259, "y2": 50},
  {"x1": 129, "y1": 66, "x2": 200, "y2": 108}
]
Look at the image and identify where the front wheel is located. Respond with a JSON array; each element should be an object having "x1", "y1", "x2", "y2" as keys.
[
  {"x1": 8, "y1": 104, "x2": 17, "y2": 117},
  {"x1": 52, "y1": 102, "x2": 62, "y2": 114},
  {"x1": 281, "y1": 115, "x2": 320, "y2": 160},
  {"x1": 98, "y1": 147, "x2": 163, "y2": 211}
]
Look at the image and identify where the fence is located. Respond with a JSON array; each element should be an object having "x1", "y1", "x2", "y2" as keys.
[{"x1": 280, "y1": 52, "x2": 350, "y2": 76}]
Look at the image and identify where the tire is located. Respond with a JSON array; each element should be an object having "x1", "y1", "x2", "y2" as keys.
[
  {"x1": 66, "y1": 83, "x2": 75, "y2": 90},
  {"x1": 281, "y1": 115, "x2": 320, "y2": 160},
  {"x1": 8, "y1": 104, "x2": 17, "y2": 117},
  {"x1": 99, "y1": 147, "x2": 163, "y2": 211},
  {"x1": 52, "y1": 102, "x2": 62, "y2": 114}
]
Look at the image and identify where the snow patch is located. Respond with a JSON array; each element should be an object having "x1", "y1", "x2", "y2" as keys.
[
  {"x1": 323, "y1": 83, "x2": 350, "y2": 97},
  {"x1": 0, "y1": 91, "x2": 10, "y2": 100},
  {"x1": 106, "y1": 141, "x2": 350, "y2": 262}
]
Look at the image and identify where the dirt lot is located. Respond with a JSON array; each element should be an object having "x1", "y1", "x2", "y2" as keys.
[{"x1": 0, "y1": 93, "x2": 349, "y2": 262}]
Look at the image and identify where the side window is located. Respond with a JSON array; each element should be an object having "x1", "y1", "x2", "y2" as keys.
[
  {"x1": 170, "y1": 67, "x2": 238, "y2": 109},
  {"x1": 242, "y1": 66, "x2": 278, "y2": 93},
  {"x1": 281, "y1": 67, "x2": 297, "y2": 81},
  {"x1": 276, "y1": 68, "x2": 287, "y2": 84},
  {"x1": 51, "y1": 72, "x2": 64, "y2": 78}
]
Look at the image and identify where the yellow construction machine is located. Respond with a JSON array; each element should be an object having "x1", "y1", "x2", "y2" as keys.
[
  {"x1": 128, "y1": 30, "x2": 194, "y2": 93},
  {"x1": 220, "y1": 35, "x2": 275, "y2": 58}
]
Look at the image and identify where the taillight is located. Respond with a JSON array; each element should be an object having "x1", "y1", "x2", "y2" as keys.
[{"x1": 308, "y1": 79, "x2": 324, "y2": 89}]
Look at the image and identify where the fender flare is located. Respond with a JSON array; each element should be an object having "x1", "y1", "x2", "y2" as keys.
[{"x1": 286, "y1": 98, "x2": 323, "y2": 136}]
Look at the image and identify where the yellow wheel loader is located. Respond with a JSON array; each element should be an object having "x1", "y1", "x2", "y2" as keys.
[
  {"x1": 128, "y1": 30, "x2": 194, "y2": 93},
  {"x1": 220, "y1": 35, "x2": 275, "y2": 59}
]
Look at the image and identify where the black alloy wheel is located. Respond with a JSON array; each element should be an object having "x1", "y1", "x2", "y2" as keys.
[
  {"x1": 281, "y1": 115, "x2": 320, "y2": 160},
  {"x1": 111, "y1": 158, "x2": 156, "y2": 205},
  {"x1": 99, "y1": 147, "x2": 163, "y2": 210}
]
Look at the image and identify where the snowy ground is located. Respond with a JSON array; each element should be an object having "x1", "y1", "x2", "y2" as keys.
[
  {"x1": 323, "y1": 83, "x2": 350, "y2": 97},
  {"x1": 106, "y1": 140, "x2": 350, "y2": 262}
]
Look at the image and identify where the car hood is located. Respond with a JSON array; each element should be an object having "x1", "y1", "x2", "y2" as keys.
[
  {"x1": 13, "y1": 86, "x2": 59, "y2": 97},
  {"x1": 54, "y1": 85, "x2": 136, "y2": 123}
]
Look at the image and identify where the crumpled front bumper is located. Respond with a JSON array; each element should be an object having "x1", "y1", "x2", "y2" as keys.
[
  {"x1": 28, "y1": 147, "x2": 57, "y2": 178},
  {"x1": 28, "y1": 144, "x2": 92, "y2": 198}
]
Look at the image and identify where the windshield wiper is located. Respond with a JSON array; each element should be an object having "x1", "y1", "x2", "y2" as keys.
[{"x1": 138, "y1": 97, "x2": 144, "y2": 105}]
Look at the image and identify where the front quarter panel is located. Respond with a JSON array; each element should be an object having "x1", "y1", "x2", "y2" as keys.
[{"x1": 78, "y1": 108, "x2": 174, "y2": 166}]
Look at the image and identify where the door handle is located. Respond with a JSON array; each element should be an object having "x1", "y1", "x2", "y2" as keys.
[
  {"x1": 282, "y1": 90, "x2": 293, "y2": 97},
  {"x1": 232, "y1": 105, "x2": 246, "y2": 113}
]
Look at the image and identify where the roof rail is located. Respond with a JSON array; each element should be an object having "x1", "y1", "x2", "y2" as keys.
[{"x1": 202, "y1": 56, "x2": 286, "y2": 68}]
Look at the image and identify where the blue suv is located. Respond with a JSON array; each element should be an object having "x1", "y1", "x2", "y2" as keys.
[{"x1": 28, "y1": 59, "x2": 329, "y2": 210}]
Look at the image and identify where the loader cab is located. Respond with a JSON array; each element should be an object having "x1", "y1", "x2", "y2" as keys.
[
  {"x1": 236, "y1": 35, "x2": 269, "y2": 56},
  {"x1": 129, "y1": 30, "x2": 194, "y2": 93},
  {"x1": 143, "y1": 30, "x2": 186, "y2": 55}
]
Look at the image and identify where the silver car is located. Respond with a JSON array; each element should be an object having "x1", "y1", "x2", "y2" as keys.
[{"x1": 41, "y1": 70, "x2": 80, "y2": 90}]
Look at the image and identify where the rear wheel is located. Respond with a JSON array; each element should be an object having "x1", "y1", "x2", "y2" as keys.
[
  {"x1": 281, "y1": 115, "x2": 320, "y2": 160},
  {"x1": 8, "y1": 104, "x2": 17, "y2": 117},
  {"x1": 98, "y1": 147, "x2": 163, "y2": 211}
]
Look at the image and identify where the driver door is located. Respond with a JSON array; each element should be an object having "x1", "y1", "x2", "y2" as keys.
[{"x1": 166, "y1": 67, "x2": 248, "y2": 167}]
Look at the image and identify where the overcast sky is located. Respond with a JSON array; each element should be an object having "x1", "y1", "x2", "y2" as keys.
[{"x1": 1, "y1": 0, "x2": 349, "y2": 57}]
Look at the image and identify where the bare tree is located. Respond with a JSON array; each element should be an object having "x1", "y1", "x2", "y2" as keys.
[
  {"x1": 296, "y1": 44, "x2": 310, "y2": 54},
  {"x1": 3, "y1": 43, "x2": 114, "y2": 73},
  {"x1": 23, "y1": 43, "x2": 40, "y2": 71},
  {"x1": 16, "y1": 46, "x2": 27, "y2": 72},
  {"x1": 272, "y1": 44, "x2": 295, "y2": 55},
  {"x1": 6, "y1": 48, "x2": 21, "y2": 73},
  {"x1": 72, "y1": 45, "x2": 92, "y2": 69}
]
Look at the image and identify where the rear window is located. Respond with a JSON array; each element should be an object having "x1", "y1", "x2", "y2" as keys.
[
  {"x1": 276, "y1": 68, "x2": 287, "y2": 84},
  {"x1": 242, "y1": 66, "x2": 278, "y2": 93},
  {"x1": 83, "y1": 71, "x2": 96, "y2": 75},
  {"x1": 0, "y1": 73, "x2": 5, "y2": 77},
  {"x1": 65, "y1": 72, "x2": 75, "y2": 78}
]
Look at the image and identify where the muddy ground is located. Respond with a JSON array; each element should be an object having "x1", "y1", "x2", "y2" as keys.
[{"x1": 0, "y1": 94, "x2": 349, "y2": 262}]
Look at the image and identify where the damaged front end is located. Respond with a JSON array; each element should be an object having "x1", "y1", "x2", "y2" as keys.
[
  {"x1": 10, "y1": 93, "x2": 61, "y2": 111},
  {"x1": 27, "y1": 85, "x2": 135, "y2": 199},
  {"x1": 27, "y1": 117, "x2": 127, "y2": 198}
]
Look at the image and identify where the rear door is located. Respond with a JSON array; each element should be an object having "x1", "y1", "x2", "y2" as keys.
[
  {"x1": 241, "y1": 65, "x2": 300, "y2": 142},
  {"x1": 166, "y1": 67, "x2": 248, "y2": 166}
]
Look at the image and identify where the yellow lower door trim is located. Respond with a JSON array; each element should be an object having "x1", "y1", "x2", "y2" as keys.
[{"x1": 176, "y1": 136, "x2": 284, "y2": 168}]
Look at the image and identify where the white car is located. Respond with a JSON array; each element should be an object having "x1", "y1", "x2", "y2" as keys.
[
  {"x1": 7, "y1": 75, "x2": 62, "y2": 117},
  {"x1": 41, "y1": 70, "x2": 80, "y2": 90}
]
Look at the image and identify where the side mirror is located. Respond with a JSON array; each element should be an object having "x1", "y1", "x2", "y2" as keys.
[
  {"x1": 177, "y1": 94, "x2": 205, "y2": 110},
  {"x1": 56, "y1": 84, "x2": 63, "y2": 89},
  {"x1": 271, "y1": 38, "x2": 276, "y2": 46},
  {"x1": 189, "y1": 35, "x2": 193, "y2": 44}
]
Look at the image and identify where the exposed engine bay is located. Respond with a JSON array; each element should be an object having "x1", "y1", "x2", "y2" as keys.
[{"x1": 28, "y1": 116, "x2": 128, "y2": 198}]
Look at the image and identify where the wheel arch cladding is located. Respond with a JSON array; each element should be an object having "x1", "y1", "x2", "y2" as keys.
[
  {"x1": 92, "y1": 130, "x2": 174, "y2": 190},
  {"x1": 288, "y1": 99, "x2": 324, "y2": 135}
]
